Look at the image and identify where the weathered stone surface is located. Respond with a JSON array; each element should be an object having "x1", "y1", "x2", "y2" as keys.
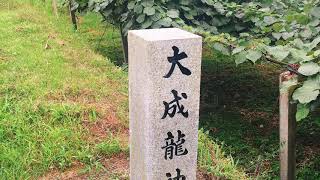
[{"x1": 129, "y1": 28, "x2": 202, "y2": 180}]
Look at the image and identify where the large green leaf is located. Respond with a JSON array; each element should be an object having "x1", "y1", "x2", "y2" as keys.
[
  {"x1": 141, "y1": 1, "x2": 154, "y2": 7},
  {"x1": 213, "y1": 43, "x2": 230, "y2": 56},
  {"x1": 293, "y1": 79, "x2": 320, "y2": 103},
  {"x1": 157, "y1": 17, "x2": 172, "y2": 27},
  {"x1": 235, "y1": 51, "x2": 247, "y2": 65},
  {"x1": 144, "y1": 7, "x2": 156, "y2": 16},
  {"x1": 232, "y1": 46, "x2": 245, "y2": 55},
  {"x1": 141, "y1": 18, "x2": 153, "y2": 28},
  {"x1": 289, "y1": 48, "x2": 313, "y2": 63},
  {"x1": 272, "y1": 32, "x2": 282, "y2": 40},
  {"x1": 127, "y1": 1, "x2": 135, "y2": 10},
  {"x1": 298, "y1": 62, "x2": 320, "y2": 76},
  {"x1": 305, "y1": 36, "x2": 320, "y2": 51},
  {"x1": 293, "y1": 87, "x2": 319, "y2": 104},
  {"x1": 246, "y1": 50, "x2": 262, "y2": 63},
  {"x1": 282, "y1": 32, "x2": 294, "y2": 40},
  {"x1": 167, "y1": 9, "x2": 179, "y2": 18},
  {"x1": 136, "y1": 14, "x2": 145, "y2": 23},
  {"x1": 134, "y1": 5, "x2": 143, "y2": 14},
  {"x1": 266, "y1": 46, "x2": 289, "y2": 61},
  {"x1": 263, "y1": 16, "x2": 277, "y2": 26},
  {"x1": 302, "y1": 76, "x2": 320, "y2": 90},
  {"x1": 296, "y1": 104, "x2": 310, "y2": 122},
  {"x1": 151, "y1": 13, "x2": 162, "y2": 21}
]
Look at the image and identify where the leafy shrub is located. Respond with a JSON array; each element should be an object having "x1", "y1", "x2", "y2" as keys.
[{"x1": 73, "y1": 0, "x2": 320, "y2": 122}]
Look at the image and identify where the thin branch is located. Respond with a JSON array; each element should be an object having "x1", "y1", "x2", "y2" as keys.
[
  {"x1": 97, "y1": 25, "x2": 108, "y2": 47},
  {"x1": 225, "y1": 40, "x2": 304, "y2": 76},
  {"x1": 264, "y1": 54, "x2": 305, "y2": 76}
]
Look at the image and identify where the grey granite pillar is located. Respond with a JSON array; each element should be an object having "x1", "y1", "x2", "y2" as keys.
[{"x1": 129, "y1": 28, "x2": 202, "y2": 180}]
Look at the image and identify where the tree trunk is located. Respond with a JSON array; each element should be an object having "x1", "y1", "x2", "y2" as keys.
[
  {"x1": 69, "y1": 0, "x2": 77, "y2": 30},
  {"x1": 52, "y1": 0, "x2": 58, "y2": 17},
  {"x1": 120, "y1": 25, "x2": 128, "y2": 64}
]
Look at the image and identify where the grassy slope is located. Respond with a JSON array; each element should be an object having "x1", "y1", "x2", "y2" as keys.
[
  {"x1": 0, "y1": 0, "x2": 248, "y2": 179},
  {"x1": 0, "y1": 0, "x2": 128, "y2": 179}
]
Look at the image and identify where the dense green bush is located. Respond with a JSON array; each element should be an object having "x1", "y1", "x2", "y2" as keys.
[{"x1": 73, "y1": 0, "x2": 320, "y2": 122}]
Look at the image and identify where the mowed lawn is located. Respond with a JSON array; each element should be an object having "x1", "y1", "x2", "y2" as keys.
[{"x1": 0, "y1": 0, "x2": 130, "y2": 179}]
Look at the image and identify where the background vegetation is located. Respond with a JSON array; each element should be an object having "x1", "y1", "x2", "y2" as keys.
[
  {"x1": 73, "y1": 0, "x2": 320, "y2": 123},
  {"x1": 0, "y1": 0, "x2": 319, "y2": 179}
]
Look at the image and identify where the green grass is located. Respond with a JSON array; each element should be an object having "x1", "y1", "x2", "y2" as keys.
[
  {"x1": 198, "y1": 129, "x2": 248, "y2": 179},
  {"x1": 95, "y1": 134, "x2": 128, "y2": 157},
  {"x1": 0, "y1": 0, "x2": 127, "y2": 179},
  {"x1": 1, "y1": 0, "x2": 319, "y2": 179}
]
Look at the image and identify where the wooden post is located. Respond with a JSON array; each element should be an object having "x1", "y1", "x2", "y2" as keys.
[{"x1": 279, "y1": 72, "x2": 297, "y2": 180}]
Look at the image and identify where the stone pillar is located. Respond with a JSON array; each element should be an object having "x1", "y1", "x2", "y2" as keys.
[
  {"x1": 279, "y1": 72, "x2": 297, "y2": 180},
  {"x1": 129, "y1": 28, "x2": 202, "y2": 180}
]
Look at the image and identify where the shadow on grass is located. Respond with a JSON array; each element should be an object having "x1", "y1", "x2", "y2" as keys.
[
  {"x1": 87, "y1": 27, "x2": 124, "y2": 66},
  {"x1": 199, "y1": 48, "x2": 320, "y2": 179},
  {"x1": 94, "y1": 43, "x2": 124, "y2": 66},
  {"x1": 78, "y1": 13, "x2": 125, "y2": 66}
]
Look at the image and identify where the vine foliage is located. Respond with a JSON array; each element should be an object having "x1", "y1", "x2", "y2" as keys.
[{"x1": 72, "y1": 0, "x2": 320, "y2": 122}]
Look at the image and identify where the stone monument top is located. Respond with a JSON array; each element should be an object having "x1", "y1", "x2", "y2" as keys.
[{"x1": 128, "y1": 28, "x2": 201, "y2": 41}]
